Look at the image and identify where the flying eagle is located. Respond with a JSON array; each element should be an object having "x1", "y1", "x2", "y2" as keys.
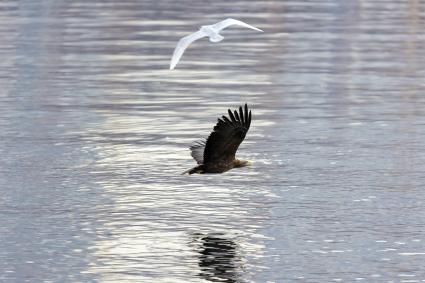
[{"x1": 183, "y1": 104, "x2": 252, "y2": 174}]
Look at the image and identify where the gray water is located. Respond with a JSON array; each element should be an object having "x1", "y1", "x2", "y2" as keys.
[{"x1": 1, "y1": 0, "x2": 425, "y2": 282}]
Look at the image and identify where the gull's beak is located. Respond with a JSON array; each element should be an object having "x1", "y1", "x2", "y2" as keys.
[{"x1": 246, "y1": 160, "x2": 253, "y2": 166}]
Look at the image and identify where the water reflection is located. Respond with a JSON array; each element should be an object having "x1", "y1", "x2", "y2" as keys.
[
  {"x1": 1, "y1": 0, "x2": 425, "y2": 282},
  {"x1": 194, "y1": 233, "x2": 240, "y2": 283}
]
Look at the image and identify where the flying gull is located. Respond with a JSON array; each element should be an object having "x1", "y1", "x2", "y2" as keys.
[{"x1": 170, "y1": 18, "x2": 263, "y2": 70}]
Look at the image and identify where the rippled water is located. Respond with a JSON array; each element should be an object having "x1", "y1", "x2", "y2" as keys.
[{"x1": 1, "y1": 0, "x2": 425, "y2": 282}]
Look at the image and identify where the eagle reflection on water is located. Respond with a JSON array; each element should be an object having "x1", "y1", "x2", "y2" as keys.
[{"x1": 194, "y1": 233, "x2": 241, "y2": 282}]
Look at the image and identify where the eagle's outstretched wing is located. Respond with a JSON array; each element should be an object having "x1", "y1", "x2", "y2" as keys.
[
  {"x1": 189, "y1": 139, "x2": 206, "y2": 164},
  {"x1": 203, "y1": 104, "x2": 251, "y2": 164}
]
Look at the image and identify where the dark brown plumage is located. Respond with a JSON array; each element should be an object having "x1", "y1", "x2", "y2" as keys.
[{"x1": 183, "y1": 104, "x2": 252, "y2": 174}]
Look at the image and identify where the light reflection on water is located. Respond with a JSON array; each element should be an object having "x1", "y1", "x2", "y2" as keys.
[{"x1": 1, "y1": 0, "x2": 425, "y2": 282}]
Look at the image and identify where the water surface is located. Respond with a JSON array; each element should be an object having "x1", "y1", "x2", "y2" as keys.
[{"x1": 1, "y1": 0, "x2": 425, "y2": 282}]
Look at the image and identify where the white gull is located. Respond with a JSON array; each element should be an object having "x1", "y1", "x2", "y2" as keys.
[{"x1": 170, "y1": 18, "x2": 263, "y2": 70}]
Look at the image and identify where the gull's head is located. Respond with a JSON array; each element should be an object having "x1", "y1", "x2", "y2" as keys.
[
  {"x1": 200, "y1": 25, "x2": 214, "y2": 33},
  {"x1": 209, "y1": 33, "x2": 224, "y2": 43},
  {"x1": 200, "y1": 25, "x2": 224, "y2": 42}
]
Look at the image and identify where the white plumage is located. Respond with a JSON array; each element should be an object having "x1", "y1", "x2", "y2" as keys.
[{"x1": 170, "y1": 18, "x2": 263, "y2": 70}]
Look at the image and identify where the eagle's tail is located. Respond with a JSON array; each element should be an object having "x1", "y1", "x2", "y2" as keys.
[{"x1": 181, "y1": 165, "x2": 204, "y2": 175}]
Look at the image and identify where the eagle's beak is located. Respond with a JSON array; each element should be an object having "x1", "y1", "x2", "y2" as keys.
[{"x1": 246, "y1": 160, "x2": 253, "y2": 166}]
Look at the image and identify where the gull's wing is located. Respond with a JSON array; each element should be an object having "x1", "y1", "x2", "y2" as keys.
[
  {"x1": 203, "y1": 104, "x2": 252, "y2": 164},
  {"x1": 211, "y1": 18, "x2": 263, "y2": 33},
  {"x1": 170, "y1": 30, "x2": 206, "y2": 70}
]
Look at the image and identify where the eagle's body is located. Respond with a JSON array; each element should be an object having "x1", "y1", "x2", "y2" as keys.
[
  {"x1": 183, "y1": 104, "x2": 252, "y2": 174},
  {"x1": 185, "y1": 159, "x2": 250, "y2": 174}
]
